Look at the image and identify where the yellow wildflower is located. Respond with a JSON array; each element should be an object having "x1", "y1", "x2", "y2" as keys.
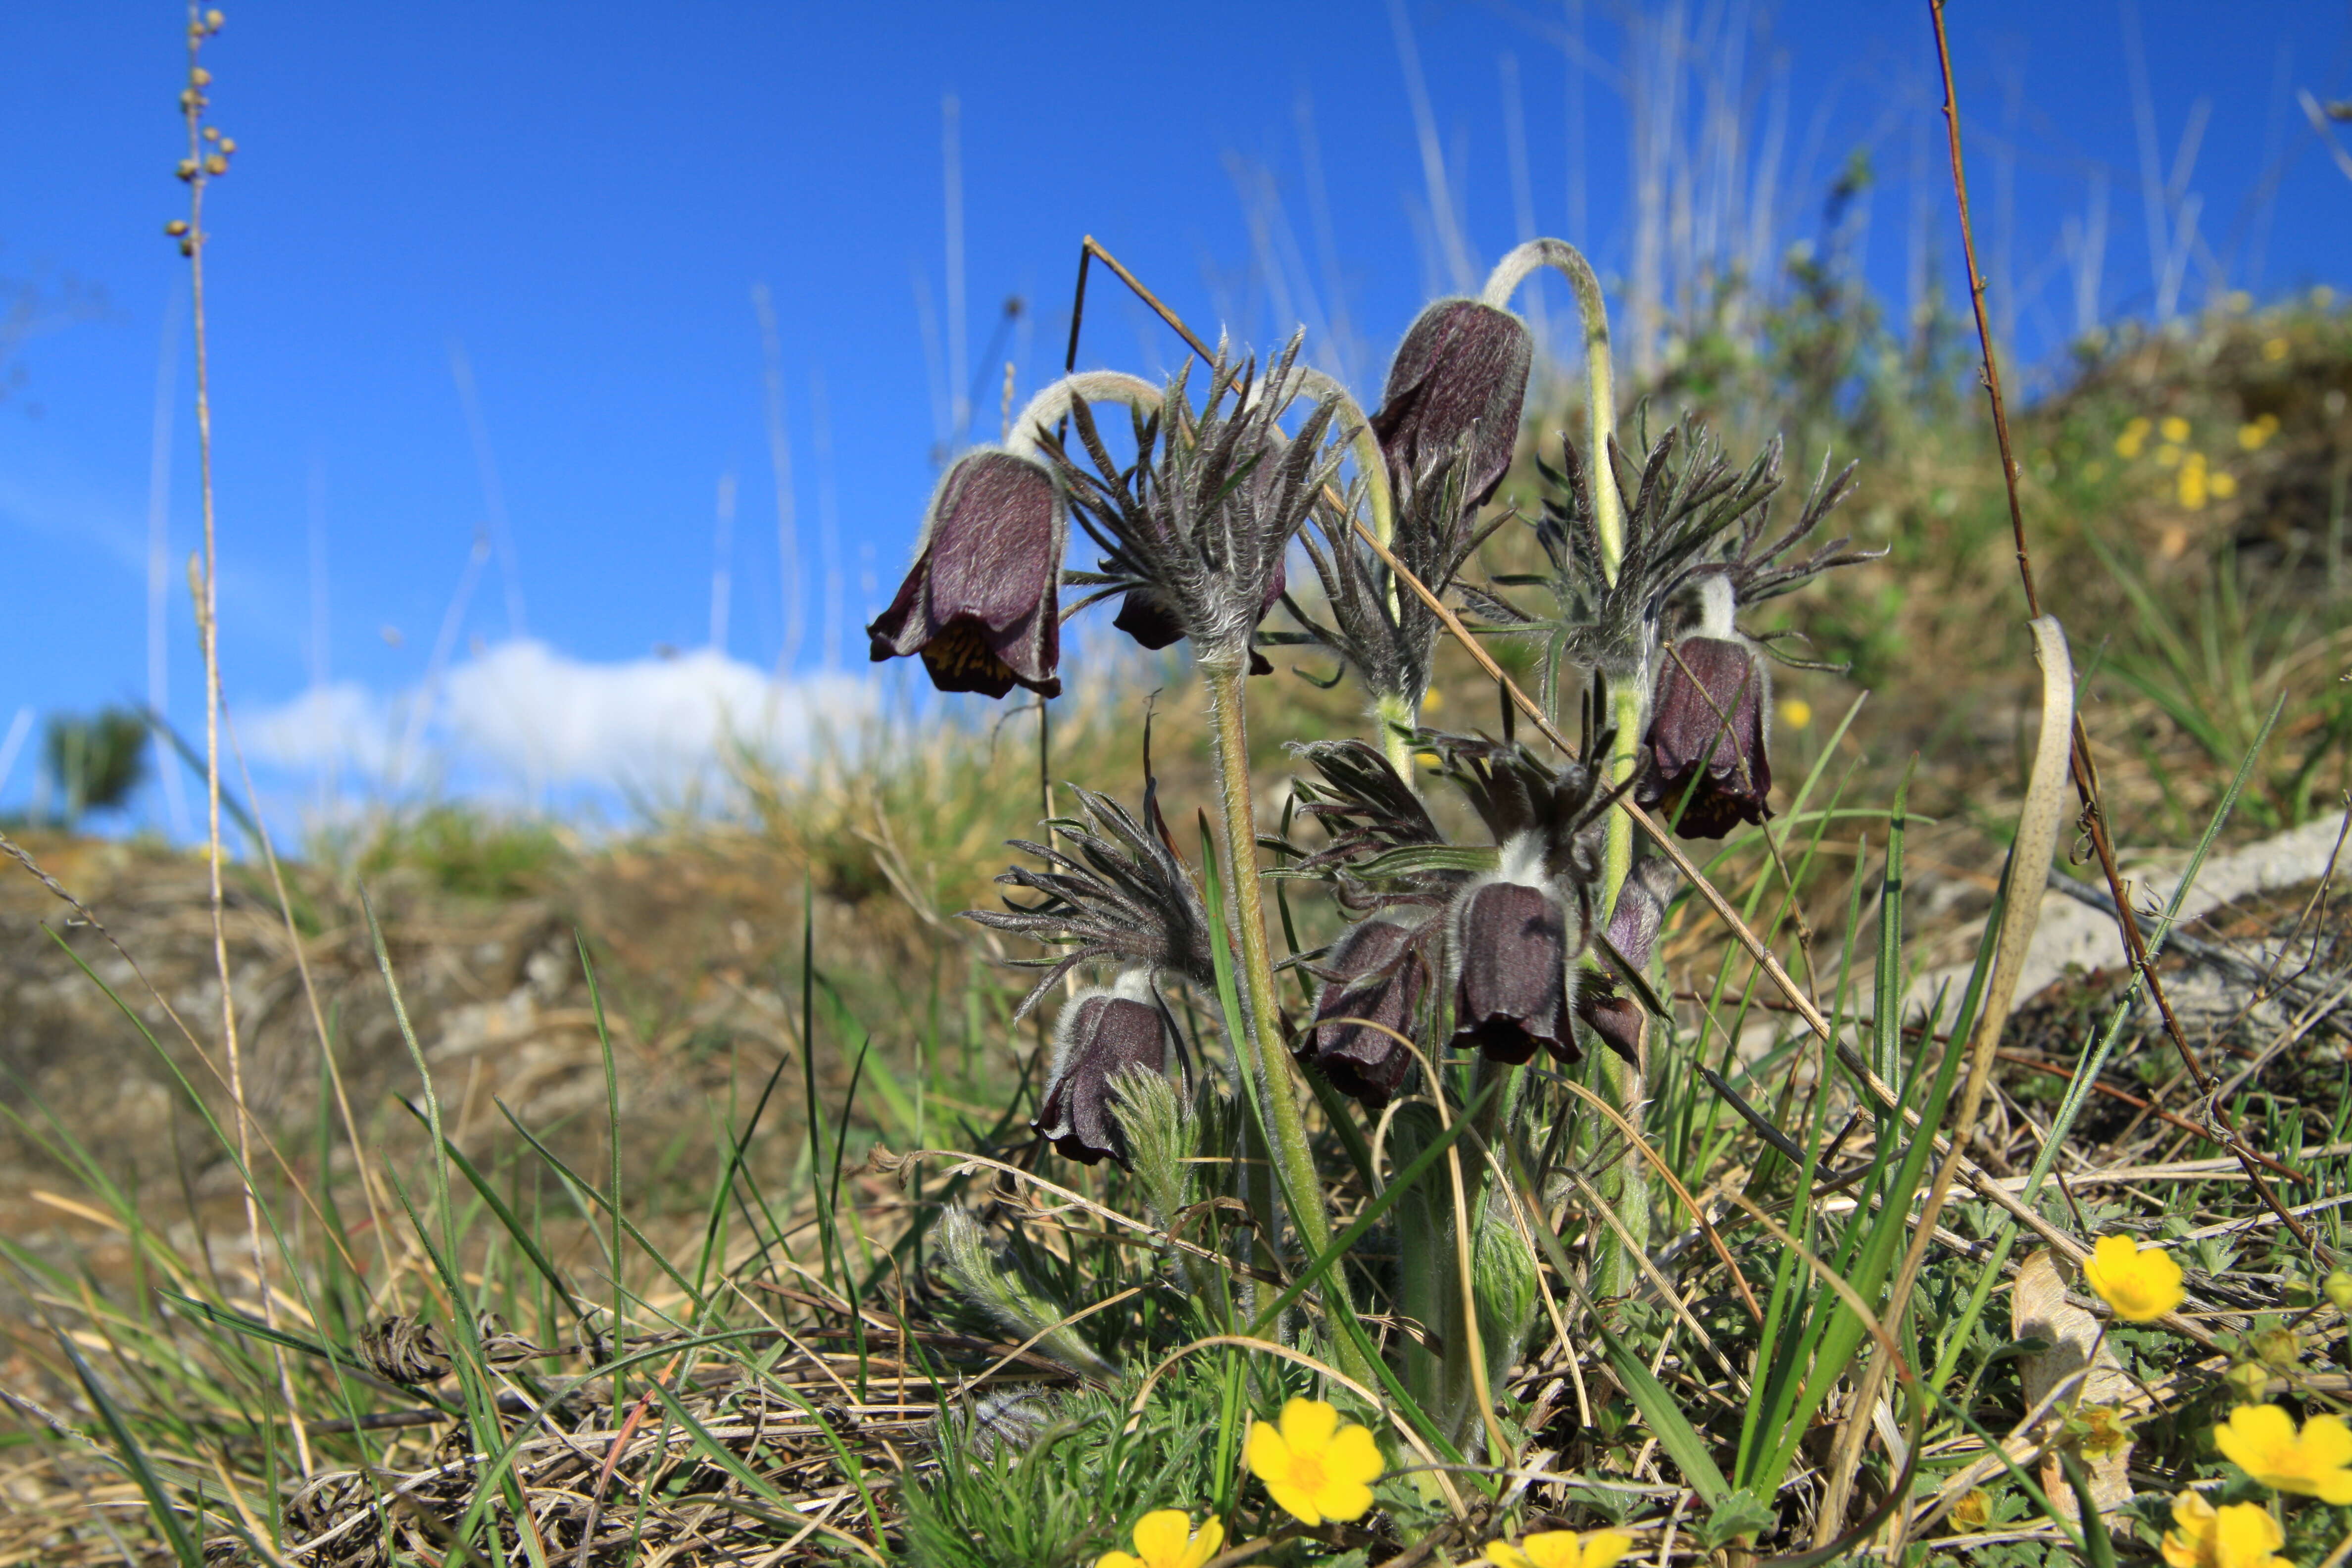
[
  {"x1": 2115, "y1": 416, "x2": 2151, "y2": 458},
  {"x1": 2262, "y1": 337, "x2": 2289, "y2": 362},
  {"x1": 1094, "y1": 1510, "x2": 1223, "y2": 1568},
  {"x1": 1951, "y1": 1489, "x2": 1994, "y2": 1529},
  {"x1": 1487, "y1": 1529, "x2": 1637, "y2": 1568},
  {"x1": 2082, "y1": 1234, "x2": 2185, "y2": 1321},
  {"x1": 1244, "y1": 1398, "x2": 1383, "y2": 1525},
  {"x1": 2210, "y1": 470, "x2": 2239, "y2": 499},
  {"x1": 2239, "y1": 413, "x2": 2279, "y2": 450},
  {"x1": 2216, "y1": 1405, "x2": 2352, "y2": 1503},
  {"x1": 2161, "y1": 1490, "x2": 2287, "y2": 1568},
  {"x1": 2160, "y1": 415, "x2": 2191, "y2": 442},
  {"x1": 1421, "y1": 686, "x2": 1445, "y2": 711},
  {"x1": 2156, "y1": 443, "x2": 2184, "y2": 468},
  {"x1": 1778, "y1": 698, "x2": 1812, "y2": 730},
  {"x1": 2179, "y1": 451, "x2": 2210, "y2": 509}
]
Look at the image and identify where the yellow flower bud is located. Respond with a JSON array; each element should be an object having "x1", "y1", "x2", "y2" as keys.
[
  {"x1": 204, "y1": 154, "x2": 228, "y2": 176},
  {"x1": 164, "y1": 219, "x2": 189, "y2": 236}
]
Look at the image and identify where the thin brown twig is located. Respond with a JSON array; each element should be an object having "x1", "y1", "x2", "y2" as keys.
[{"x1": 1927, "y1": 0, "x2": 2328, "y2": 1262}]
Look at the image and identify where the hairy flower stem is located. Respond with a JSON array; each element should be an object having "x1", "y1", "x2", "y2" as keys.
[
  {"x1": 1201, "y1": 657, "x2": 1370, "y2": 1381},
  {"x1": 1488, "y1": 239, "x2": 1650, "y2": 1299}
]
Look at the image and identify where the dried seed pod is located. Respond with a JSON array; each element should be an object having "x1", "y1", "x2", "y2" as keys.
[{"x1": 867, "y1": 448, "x2": 1065, "y2": 698}]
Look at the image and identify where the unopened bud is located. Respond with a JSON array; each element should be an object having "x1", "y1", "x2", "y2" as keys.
[
  {"x1": 204, "y1": 154, "x2": 227, "y2": 176},
  {"x1": 178, "y1": 239, "x2": 195, "y2": 256},
  {"x1": 2225, "y1": 1360, "x2": 2273, "y2": 1402},
  {"x1": 176, "y1": 158, "x2": 198, "y2": 181},
  {"x1": 206, "y1": 8, "x2": 226, "y2": 30},
  {"x1": 2254, "y1": 1327, "x2": 2303, "y2": 1370},
  {"x1": 2285, "y1": 1274, "x2": 2318, "y2": 1308},
  {"x1": 203, "y1": 126, "x2": 219, "y2": 142},
  {"x1": 2324, "y1": 1270, "x2": 2352, "y2": 1312},
  {"x1": 190, "y1": 67, "x2": 212, "y2": 86},
  {"x1": 164, "y1": 219, "x2": 189, "y2": 237},
  {"x1": 218, "y1": 137, "x2": 236, "y2": 154},
  {"x1": 179, "y1": 89, "x2": 200, "y2": 111}
]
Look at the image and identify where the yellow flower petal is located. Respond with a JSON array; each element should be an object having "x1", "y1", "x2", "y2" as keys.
[
  {"x1": 2161, "y1": 416, "x2": 2191, "y2": 442},
  {"x1": 1278, "y1": 1396, "x2": 1340, "y2": 1453},
  {"x1": 1486, "y1": 1546, "x2": 1537, "y2": 1568},
  {"x1": 2084, "y1": 1234, "x2": 2184, "y2": 1321},
  {"x1": 2163, "y1": 1490, "x2": 2217, "y2": 1568},
  {"x1": 1177, "y1": 1517, "x2": 1223, "y2": 1568},
  {"x1": 1579, "y1": 1530, "x2": 1636, "y2": 1568},
  {"x1": 2217, "y1": 1404, "x2": 2299, "y2": 1474},
  {"x1": 1508, "y1": 1534, "x2": 1582, "y2": 1568},
  {"x1": 1131, "y1": 1511, "x2": 1193, "y2": 1565},
  {"x1": 1324, "y1": 1422, "x2": 1385, "y2": 1487},
  {"x1": 1096, "y1": 1554, "x2": 1145, "y2": 1568},
  {"x1": 2213, "y1": 1501, "x2": 2285, "y2": 1568}
]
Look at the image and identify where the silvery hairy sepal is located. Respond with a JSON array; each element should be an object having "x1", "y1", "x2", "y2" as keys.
[
  {"x1": 1577, "y1": 853, "x2": 1680, "y2": 1065},
  {"x1": 867, "y1": 449, "x2": 1065, "y2": 698},
  {"x1": 963, "y1": 787, "x2": 1212, "y2": 1017},
  {"x1": 1295, "y1": 915, "x2": 1431, "y2": 1111},
  {"x1": 1284, "y1": 438, "x2": 1497, "y2": 715},
  {"x1": 1283, "y1": 738, "x2": 1450, "y2": 911},
  {"x1": 1046, "y1": 336, "x2": 1342, "y2": 672},
  {"x1": 1369, "y1": 298, "x2": 1533, "y2": 510}
]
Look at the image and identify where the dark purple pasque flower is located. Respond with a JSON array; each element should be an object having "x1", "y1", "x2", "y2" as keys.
[
  {"x1": 1577, "y1": 856, "x2": 1677, "y2": 1065},
  {"x1": 1111, "y1": 551, "x2": 1284, "y2": 675},
  {"x1": 1369, "y1": 299, "x2": 1533, "y2": 508},
  {"x1": 867, "y1": 450, "x2": 1064, "y2": 698},
  {"x1": 1448, "y1": 879, "x2": 1571, "y2": 1065},
  {"x1": 1634, "y1": 636, "x2": 1772, "y2": 838},
  {"x1": 1297, "y1": 917, "x2": 1429, "y2": 1110},
  {"x1": 1031, "y1": 977, "x2": 1177, "y2": 1167}
]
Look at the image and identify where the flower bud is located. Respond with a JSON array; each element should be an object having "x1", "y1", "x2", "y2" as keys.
[
  {"x1": 2253, "y1": 1327, "x2": 2303, "y2": 1371},
  {"x1": 1577, "y1": 855, "x2": 1676, "y2": 1064},
  {"x1": 206, "y1": 9, "x2": 226, "y2": 30},
  {"x1": 1369, "y1": 299, "x2": 1533, "y2": 508},
  {"x1": 1296, "y1": 917, "x2": 1427, "y2": 1110},
  {"x1": 2224, "y1": 1360, "x2": 2273, "y2": 1402},
  {"x1": 191, "y1": 67, "x2": 212, "y2": 86},
  {"x1": 2324, "y1": 1269, "x2": 2352, "y2": 1313},
  {"x1": 1635, "y1": 635, "x2": 1773, "y2": 838},
  {"x1": 1030, "y1": 975, "x2": 1178, "y2": 1168},
  {"x1": 867, "y1": 449, "x2": 1065, "y2": 698},
  {"x1": 1449, "y1": 880, "x2": 1570, "y2": 1064},
  {"x1": 204, "y1": 154, "x2": 228, "y2": 176},
  {"x1": 176, "y1": 157, "x2": 198, "y2": 180},
  {"x1": 164, "y1": 219, "x2": 189, "y2": 237}
]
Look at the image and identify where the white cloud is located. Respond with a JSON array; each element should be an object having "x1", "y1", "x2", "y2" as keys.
[{"x1": 243, "y1": 639, "x2": 878, "y2": 796}]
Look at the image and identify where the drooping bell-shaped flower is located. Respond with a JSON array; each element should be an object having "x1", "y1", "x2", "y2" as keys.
[
  {"x1": 1633, "y1": 572, "x2": 1772, "y2": 838},
  {"x1": 1296, "y1": 916, "x2": 1428, "y2": 1110},
  {"x1": 1448, "y1": 859, "x2": 1572, "y2": 1066},
  {"x1": 1636, "y1": 635, "x2": 1771, "y2": 838},
  {"x1": 1031, "y1": 974, "x2": 1179, "y2": 1168},
  {"x1": 1578, "y1": 856, "x2": 1678, "y2": 1065},
  {"x1": 1369, "y1": 299, "x2": 1533, "y2": 508},
  {"x1": 867, "y1": 449, "x2": 1064, "y2": 698}
]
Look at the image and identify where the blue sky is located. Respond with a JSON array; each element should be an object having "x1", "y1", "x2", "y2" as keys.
[{"x1": 3, "y1": 1, "x2": 2348, "y2": 828}]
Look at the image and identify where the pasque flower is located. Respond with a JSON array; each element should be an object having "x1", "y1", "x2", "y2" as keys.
[
  {"x1": 2161, "y1": 1492, "x2": 2286, "y2": 1568},
  {"x1": 1030, "y1": 974, "x2": 1180, "y2": 1167},
  {"x1": 1297, "y1": 915, "x2": 1429, "y2": 1110},
  {"x1": 1635, "y1": 572, "x2": 1773, "y2": 839},
  {"x1": 1450, "y1": 876, "x2": 1570, "y2": 1064},
  {"x1": 1094, "y1": 1509, "x2": 1224, "y2": 1568},
  {"x1": 867, "y1": 449, "x2": 1065, "y2": 698},
  {"x1": 1245, "y1": 1397, "x2": 1384, "y2": 1525},
  {"x1": 1486, "y1": 1529, "x2": 1636, "y2": 1568},
  {"x1": 2083, "y1": 1233, "x2": 2185, "y2": 1322},
  {"x1": 2215, "y1": 1405, "x2": 2352, "y2": 1503},
  {"x1": 1370, "y1": 298, "x2": 1533, "y2": 508},
  {"x1": 1577, "y1": 854, "x2": 1677, "y2": 1065}
]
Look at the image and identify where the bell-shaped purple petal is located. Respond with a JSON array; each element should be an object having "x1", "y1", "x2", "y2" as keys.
[
  {"x1": 1578, "y1": 856, "x2": 1677, "y2": 1065},
  {"x1": 1297, "y1": 917, "x2": 1427, "y2": 1110},
  {"x1": 1634, "y1": 636, "x2": 1772, "y2": 838},
  {"x1": 1030, "y1": 985, "x2": 1175, "y2": 1167},
  {"x1": 1449, "y1": 881, "x2": 1571, "y2": 1064},
  {"x1": 1369, "y1": 299, "x2": 1534, "y2": 509},
  {"x1": 1111, "y1": 552, "x2": 1285, "y2": 674},
  {"x1": 868, "y1": 450, "x2": 1064, "y2": 698}
]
